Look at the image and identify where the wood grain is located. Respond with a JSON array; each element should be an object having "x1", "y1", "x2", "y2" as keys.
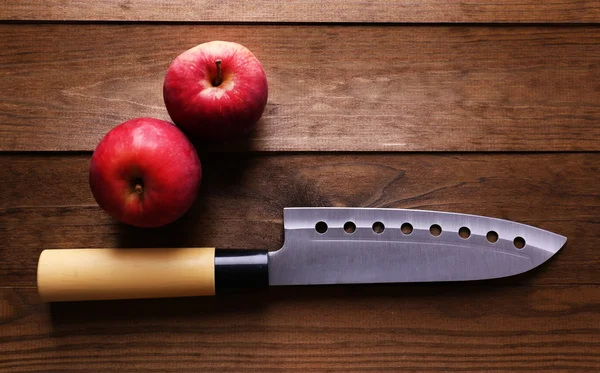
[
  {"x1": 1, "y1": 285, "x2": 598, "y2": 372},
  {"x1": 2, "y1": 0, "x2": 600, "y2": 23},
  {"x1": 1, "y1": 4, "x2": 599, "y2": 371},
  {"x1": 1, "y1": 153, "x2": 598, "y2": 287},
  {"x1": 1, "y1": 24, "x2": 599, "y2": 152}
]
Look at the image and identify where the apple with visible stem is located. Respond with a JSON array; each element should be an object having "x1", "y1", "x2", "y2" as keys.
[
  {"x1": 89, "y1": 117, "x2": 202, "y2": 228},
  {"x1": 163, "y1": 40, "x2": 268, "y2": 142}
]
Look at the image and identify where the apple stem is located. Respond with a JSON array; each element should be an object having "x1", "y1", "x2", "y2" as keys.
[
  {"x1": 213, "y1": 59, "x2": 222, "y2": 86},
  {"x1": 134, "y1": 184, "x2": 143, "y2": 195}
]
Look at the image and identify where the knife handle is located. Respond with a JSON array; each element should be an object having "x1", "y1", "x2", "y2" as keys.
[{"x1": 37, "y1": 248, "x2": 268, "y2": 302}]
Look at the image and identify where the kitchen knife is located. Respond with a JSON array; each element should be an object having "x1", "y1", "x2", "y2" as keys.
[{"x1": 37, "y1": 207, "x2": 566, "y2": 302}]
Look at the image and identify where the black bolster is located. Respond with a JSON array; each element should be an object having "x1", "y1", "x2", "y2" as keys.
[{"x1": 214, "y1": 249, "x2": 269, "y2": 295}]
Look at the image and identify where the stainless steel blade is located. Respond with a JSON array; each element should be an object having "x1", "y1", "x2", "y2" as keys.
[{"x1": 268, "y1": 207, "x2": 566, "y2": 286}]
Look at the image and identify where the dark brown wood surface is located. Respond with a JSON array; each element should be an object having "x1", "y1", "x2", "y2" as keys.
[
  {"x1": 2, "y1": 0, "x2": 600, "y2": 23},
  {"x1": 1, "y1": 24, "x2": 599, "y2": 152},
  {"x1": 1, "y1": 285, "x2": 598, "y2": 373},
  {"x1": 1, "y1": 3, "x2": 599, "y2": 372}
]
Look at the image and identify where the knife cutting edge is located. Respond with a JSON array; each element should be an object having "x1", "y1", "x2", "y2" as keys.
[{"x1": 36, "y1": 207, "x2": 566, "y2": 302}]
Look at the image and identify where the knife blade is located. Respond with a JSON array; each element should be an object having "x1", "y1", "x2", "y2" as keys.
[
  {"x1": 36, "y1": 207, "x2": 566, "y2": 302},
  {"x1": 269, "y1": 207, "x2": 566, "y2": 286}
]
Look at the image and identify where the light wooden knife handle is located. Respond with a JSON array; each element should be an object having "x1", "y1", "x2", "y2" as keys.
[
  {"x1": 37, "y1": 248, "x2": 269, "y2": 302},
  {"x1": 37, "y1": 248, "x2": 217, "y2": 302}
]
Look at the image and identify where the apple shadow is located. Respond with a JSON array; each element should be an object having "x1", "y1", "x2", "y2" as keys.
[
  {"x1": 191, "y1": 117, "x2": 262, "y2": 153},
  {"x1": 114, "y1": 131, "x2": 258, "y2": 249}
]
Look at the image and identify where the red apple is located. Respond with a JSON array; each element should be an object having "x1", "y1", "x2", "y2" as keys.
[
  {"x1": 163, "y1": 40, "x2": 268, "y2": 141},
  {"x1": 89, "y1": 117, "x2": 202, "y2": 228}
]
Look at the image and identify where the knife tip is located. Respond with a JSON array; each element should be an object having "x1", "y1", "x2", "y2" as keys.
[{"x1": 551, "y1": 234, "x2": 568, "y2": 254}]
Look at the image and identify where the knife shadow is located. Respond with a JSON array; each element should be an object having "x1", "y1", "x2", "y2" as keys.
[
  {"x1": 50, "y1": 240, "x2": 563, "y2": 329},
  {"x1": 44, "y1": 283, "x2": 497, "y2": 337},
  {"x1": 48, "y1": 291, "x2": 268, "y2": 322},
  {"x1": 48, "y1": 260, "x2": 554, "y2": 333}
]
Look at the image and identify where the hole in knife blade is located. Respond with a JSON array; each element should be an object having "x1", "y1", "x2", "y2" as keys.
[
  {"x1": 459, "y1": 227, "x2": 471, "y2": 239},
  {"x1": 429, "y1": 224, "x2": 442, "y2": 236},
  {"x1": 401, "y1": 223, "x2": 413, "y2": 235},
  {"x1": 372, "y1": 221, "x2": 385, "y2": 234},
  {"x1": 315, "y1": 221, "x2": 328, "y2": 234},
  {"x1": 514, "y1": 236, "x2": 526, "y2": 249},
  {"x1": 344, "y1": 221, "x2": 356, "y2": 234},
  {"x1": 487, "y1": 231, "x2": 499, "y2": 243}
]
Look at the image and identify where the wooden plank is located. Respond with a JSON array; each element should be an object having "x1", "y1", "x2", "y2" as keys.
[
  {"x1": 1, "y1": 153, "x2": 598, "y2": 286},
  {"x1": 2, "y1": 0, "x2": 600, "y2": 23},
  {"x1": 0, "y1": 285, "x2": 598, "y2": 372},
  {"x1": 0, "y1": 24, "x2": 598, "y2": 152}
]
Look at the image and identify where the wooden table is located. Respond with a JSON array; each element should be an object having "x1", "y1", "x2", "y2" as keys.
[{"x1": 1, "y1": 2, "x2": 599, "y2": 372}]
